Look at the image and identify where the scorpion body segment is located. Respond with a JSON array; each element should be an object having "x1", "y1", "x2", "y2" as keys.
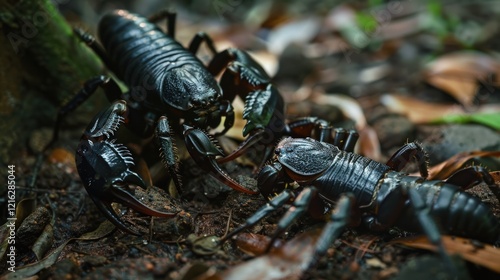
[
  {"x1": 390, "y1": 175, "x2": 500, "y2": 242},
  {"x1": 275, "y1": 138, "x2": 391, "y2": 205}
]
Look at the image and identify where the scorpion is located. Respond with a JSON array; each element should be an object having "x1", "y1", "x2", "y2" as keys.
[
  {"x1": 48, "y1": 9, "x2": 332, "y2": 234},
  {"x1": 217, "y1": 132, "x2": 500, "y2": 271}
]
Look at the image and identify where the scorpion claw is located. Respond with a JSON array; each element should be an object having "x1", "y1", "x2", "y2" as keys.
[
  {"x1": 89, "y1": 194, "x2": 140, "y2": 235},
  {"x1": 107, "y1": 184, "x2": 176, "y2": 219},
  {"x1": 87, "y1": 178, "x2": 177, "y2": 236},
  {"x1": 183, "y1": 125, "x2": 258, "y2": 195},
  {"x1": 77, "y1": 108, "x2": 177, "y2": 235}
]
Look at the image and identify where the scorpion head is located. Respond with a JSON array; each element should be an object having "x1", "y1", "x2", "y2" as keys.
[
  {"x1": 163, "y1": 64, "x2": 226, "y2": 129},
  {"x1": 257, "y1": 137, "x2": 339, "y2": 199},
  {"x1": 273, "y1": 137, "x2": 339, "y2": 183}
]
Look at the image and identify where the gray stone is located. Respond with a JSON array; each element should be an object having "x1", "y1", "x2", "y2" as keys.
[
  {"x1": 418, "y1": 124, "x2": 500, "y2": 168},
  {"x1": 372, "y1": 114, "x2": 416, "y2": 150}
]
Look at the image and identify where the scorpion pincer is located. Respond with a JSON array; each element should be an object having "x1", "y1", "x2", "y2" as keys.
[
  {"x1": 76, "y1": 101, "x2": 176, "y2": 235},
  {"x1": 47, "y1": 9, "x2": 349, "y2": 233},
  {"x1": 220, "y1": 135, "x2": 500, "y2": 267}
]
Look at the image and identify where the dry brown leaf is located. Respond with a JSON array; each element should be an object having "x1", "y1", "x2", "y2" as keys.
[
  {"x1": 266, "y1": 16, "x2": 321, "y2": 55},
  {"x1": 424, "y1": 51, "x2": 500, "y2": 107},
  {"x1": 491, "y1": 171, "x2": 500, "y2": 184},
  {"x1": 358, "y1": 126, "x2": 382, "y2": 162},
  {"x1": 234, "y1": 233, "x2": 285, "y2": 256},
  {"x1": 381, "y1": 94, "x2": 500, "y2": 124},
  {"x1": 425, "y1": 151, "x2": 500, "y2": 180},
  {"x1": 391, "y1": 235, "x2": 500, "y2": 273},
  {"x1": 47, "y1": 147, "x2": 76, "y2": 173},
  {"x1": 215, "y1": 229, "x2": 321, "y2": 280}
]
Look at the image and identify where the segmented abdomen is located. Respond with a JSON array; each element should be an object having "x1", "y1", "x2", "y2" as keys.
[
  {"x1": 313, "y1": 151, "x2": 390, "y2": 207},
  {"x1": 98, "y1": 10, "x2": 202, "y2": 89},
  {"x1": 396, "y1": 177, "x2": 500, "y2": 243}
]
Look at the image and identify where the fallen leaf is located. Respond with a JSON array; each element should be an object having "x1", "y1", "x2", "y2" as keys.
[
  {"x1": 135, "y1": 156, "x2": 153, "y2": 187},
  {"x1": 31, "y1": 224, "x2": 54, "y2": 261},
  {"x1": 358, "y1": 126, "x2": 382, "y2": 162},
  {"x1": 423, "y1": 51, "x2": 500, "y2": 107},
  {"x1": 47, "y1": 147, "x2": 75, "y2": 168},
  {"x1": 391, "y1": 235, "x2": 500, "y2": 273},
  {"x1": 380, "y1": 94, "x2": 500, "y2": 124},
  {"x1": 424, "y1": 150, "x2": 500, "y2": 180},
  {"x1": 1, "y1": 221, "x2": 115, "y2": 279},
  {"x1": 491, "y1": 171, "x2": 500, "y2": 184},
  {"x1": 216, "y1": 229, "x2": 322, "y2": 280},
  {"x1": 234, "y1": 233, "x2": 284, "y2": 256},
  {"x1": 366, "y1": 257, "x2": 387, "y2": 269},
  {"x1": 14, "y1": 198, "x2": 37, "y2": 228},
  {"x1": 266, "y1": 16, "x2": 321, "y2": 55}
]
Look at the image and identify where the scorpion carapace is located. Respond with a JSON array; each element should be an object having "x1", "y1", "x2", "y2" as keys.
[
  {"x1": 44, "y1": 9, "x2": 354, "y2": 234},
  {"x1": 219, "y1": 133, "x2": 500, "y2": 272}
]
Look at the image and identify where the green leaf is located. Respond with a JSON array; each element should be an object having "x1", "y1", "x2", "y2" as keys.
[{"x1": 432, "y1": 113, "x2": 500, "y2": 130}]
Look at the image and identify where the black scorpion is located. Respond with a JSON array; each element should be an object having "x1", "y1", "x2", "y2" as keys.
[
  {"x1": 48, "y1": 10, "x2": 332, "y2": 234},
  {"x1": 219, "y1": 132, "x2": 500, "y2": 267}
]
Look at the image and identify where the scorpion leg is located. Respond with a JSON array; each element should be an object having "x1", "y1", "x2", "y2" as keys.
[
  {"x1": 309, "y1": 194, "x2": 356, "y2": 268},
  {"x1": 386, "y1": 142, "x2": 429, "y2": 177},
  {"x1": 45, "y1": 76, "x2": 122, "y2": 151},
  {"x1": 332, "y1": 128, "x2": 359, "y2": 152},
  {"x1": 445, "y1": 166, "x2": 495, "y2": 190},
  {"x1": 265, "y1": 187, "x2": 317, "y2": 253},
  {"x1": 287, "y1": 117, "x2": 333, "y2": 143},
  {"x1": 156, "y1": 117, "x2": 183, "y2": 195},
  {"x1": 257, "y1": 162, "x2": 291, "y2": 200},
  {"x1": 362, "y1": 181, "x2": 407, "y2": 232},
  {"x1": 219, "y1": 190, "x2": 293, "y2": 244},
  {"x1": 147, "y1": 9, "x2": 177, "y2": 37},
  {"x1": 74, "y1": 28, "x2": 110, "y2": 66},
  {"x1": 188, "y1": 32, "x2": 218, "y2": 55},
  {"x1": 446, "y1": 166, "x2": 500, "y2": 202},
  {"x1": 183, "y1": 125, "x2": 258, "y2": 194}
]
